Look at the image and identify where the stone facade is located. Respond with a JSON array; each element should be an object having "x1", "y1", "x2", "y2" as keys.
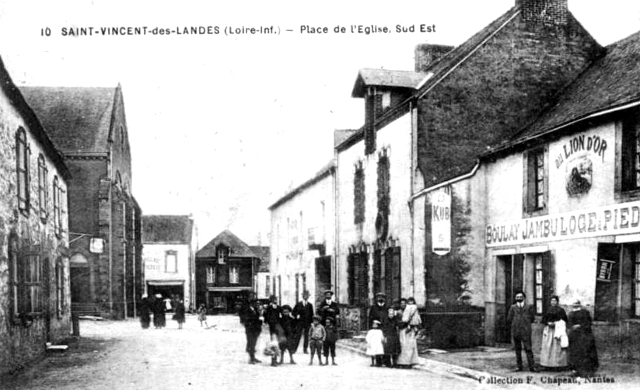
[
  {"x1": 21, "y1": 85, "x2": 143, "y2": 319},
  {"x1": 0, "y1": 59, "x2": 71, "y2": 374}
]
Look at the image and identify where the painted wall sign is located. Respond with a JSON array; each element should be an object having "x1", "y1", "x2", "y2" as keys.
[
  {"x1": 554, "y1": 133, "x2": 608, "y2": 169},
  {"x1": 486, "y1": 200, "x2": 640, "y2": 247},
  {"x1": 431, "y1": 186, "x2": 451, "y2": 255}
]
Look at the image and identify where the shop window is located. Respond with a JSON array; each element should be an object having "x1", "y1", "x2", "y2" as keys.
[
  {"x1": 16, "y1": 128, "x2": 30, "y2": 213},
  {"x1": 206, "y1": 265, "x2": 215, "y2": 284},
  {"x1": 229, "y1": 266, "x2": 239, "y2": 284},
  {"x1": 348, "y1": 251, "x2": 369, "y2": 306},
  {"x1": 354, "y1": 163, "x2": 365, "y2": 224},
  {"x1": 165, "y1": 250, "x2": 177, "y2": 273},
  {"x1": 620, "y1": 111, "x2": 640, "y2": 192},
  {"x1": 524, "y1": 148, "x2": 548, "y2": 215},
  {"x1": 37, "y1": 154, "x2": 48, "y2": 222}
]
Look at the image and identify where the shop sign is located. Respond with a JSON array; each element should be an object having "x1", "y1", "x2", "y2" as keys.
[
  {"x1": 486, "y1": 200, "x2": 640, "y2": 247},
  {"x1": 596, "y1": 259, "x2": 615, "y2": 282},
  {"x1": 431, "y1": 186, "x2": 451, "y2": 255}
]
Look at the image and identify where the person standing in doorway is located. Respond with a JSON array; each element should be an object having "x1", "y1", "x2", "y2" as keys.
[
  {"x1": 507, "y1": 291, "x2": 538, "y2": 372},
  {"x1": 293, "y1": 290, "x2": 314, "y2": 354}
]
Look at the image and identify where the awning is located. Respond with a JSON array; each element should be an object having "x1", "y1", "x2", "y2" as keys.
[
  {"x1": 206, "y1": 286, "x2": 252, "y2": 292},
  {"x1": 146, "y1": 280, "x2": 185, "y2": 286}
]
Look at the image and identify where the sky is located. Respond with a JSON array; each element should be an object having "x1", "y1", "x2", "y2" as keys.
[{"x1": 0, "y1": 0, "x2": 638, "y2": 248}]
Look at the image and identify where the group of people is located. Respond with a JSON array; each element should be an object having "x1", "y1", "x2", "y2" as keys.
[
  {"x1": 139, "y1": 293, "x2": 186, "y2": 330},
  {"x1": 366, "y1": 294, "x2": 422, "y2": 369},
  {"x1": 240, "y1": 290, "x2": 340, "y2": 366},
  {"x1": 508, "y1": 292, "x2": 599, "y2": 377}
]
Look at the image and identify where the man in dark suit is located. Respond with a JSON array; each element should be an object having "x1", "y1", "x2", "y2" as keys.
[
  {"x1": 317, "y1": 290, "x2": 339, "y2": 324},
  {"x1": 240, "y1": 297, "x2": 263, "y2": 364},
  {"x1": 264, "y1": 294, "x2": 281, "y2": 336},
  {"x1": 293, "y1": 290, "x2": 314, "y2": 354},
  {"x1": 507, "y1": 291, "x2": 538, "y2": 372}
]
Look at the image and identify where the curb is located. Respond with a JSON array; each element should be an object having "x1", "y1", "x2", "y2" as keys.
[{"x1": 336, "y1": 342, "x2": 544, "y2": 389}]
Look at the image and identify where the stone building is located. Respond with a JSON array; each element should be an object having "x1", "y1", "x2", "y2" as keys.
[
  {"x1": 142, "y1": 215, "x2": 195, "y2": 310},
  {"x1": 250, "y1": 245, "x2": 271, "y2": 301},
  {"x1": 0, "y1": 57, "x2": 72, "y2": 374},
  {"x1": 21, "y1": 85, "x2": 143, "y2": 319},
  {"x1": 269, "y1": 161, "x2": 335, "y2": 306},
  {"x1": 479, "y1": 29, "x2": 640, "y2": 358},
  {"x1": 195, "y1": 230, "x2": 262, "y2": 313},
  {"x1": 330, "y1": 0, "x2": 604, "y2": 338}
]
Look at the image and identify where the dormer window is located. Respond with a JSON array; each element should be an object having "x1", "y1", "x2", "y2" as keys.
[
  {"x1": 217, "y1": 247, "x2": 227, "y2": 264},
  {"x1": 381, "y1": 91, "x2": 391, "y2": 109}
]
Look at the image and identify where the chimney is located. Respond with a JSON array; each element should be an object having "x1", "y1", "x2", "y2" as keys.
[
  {"x1": 414, "y1": 44, "x2": 454, "y2": 73},
  {"x1": 516, "y1": 0, "x2": 568, "y2": 25}
]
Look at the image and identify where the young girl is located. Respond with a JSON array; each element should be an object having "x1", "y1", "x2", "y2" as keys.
[
  {"x1": 366, "y1": 320, "x2": 385, "y2": 366},
  {"x1": 197, "y1": 304, "x2": 209, "y2": 328}
]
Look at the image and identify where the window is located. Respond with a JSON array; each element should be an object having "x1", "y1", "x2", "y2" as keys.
[
  {"x1": 56, "y1": 259, "x2": 64, "y2": 318},
  {"x1": 621, "y1": 111, "x2": 640, "y2": 192},
  {"x1": 354, "y1": 163, "x2": 365, "y2": 224},
  {"x1": 381, "y1": 91, "x2": 391, "y2": 109},
  {"x1": 206, "y1": 265, "x2": 216, "y2": 284},
  {"x1": 53, "y1": 176, "x2": 62, "y2": 237},
  {"x1": 217, "y1": 246, "x2": 227, "y2": 264},
  {"x1": 534, "y1": 254, "x2": 544, "y2": 315},
  {"x1": 16, "y1": 128, "x2": 30, "y2": 213},
  {"x1": 524, "y1": 148, "x2": 547, "y2": 214},
  {"x1": 165, "y1": 250, "x2": 177, "y2": 273},
  {"x1": 308, "y1": 228, "x2": 316, "y2": 245},
  {"x1": 265, "y1": 275, "x2": 270, "y2": 297},
  {"x1": 229, "y1": 266, "x2": 239, "y2": 284},
  {"x1": 37, "y1": 154, "x2": 48, "y2": 221},
  {"x1": 12, "y1": 248, "x2": 43, "y2": 317}
]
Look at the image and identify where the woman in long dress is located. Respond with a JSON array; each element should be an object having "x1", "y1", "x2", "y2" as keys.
[
  {"x1": 174, "y1": 299, "x2": 186, "y2": 329},
  {"x1": 540, "y1": 295, "x2": 568, "y2": 370},
  {"x1": 153, "y1": 294, "x2": 166, "y2": 329},
  {"x1": 139, "y1": 294, "x2": 151, "y2": 329},
  {"x1": 396, "y1": 297, "x2": 421, "y2": 368},
  {"x1": 568, "y1": 300, "x2": 598, "y2": 377}
]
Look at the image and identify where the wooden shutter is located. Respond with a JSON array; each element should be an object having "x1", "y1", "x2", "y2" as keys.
[
  {"x1": 525, "y1": 152, "x2": 536, "y2": 212},
  {"x1": 542, "y1": 251, "x2": 555, "y2": 315},
  {"x1": 373, "y1": 250, "x2": 382, "y2": 295}
]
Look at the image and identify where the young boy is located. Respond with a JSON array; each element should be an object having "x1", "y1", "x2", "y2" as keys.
[
  {"x1": 308, "y1": 315, "x2": 326, "y2": 365},
  {"x1": 323, "y1": 317, "x2": 338, "y2": 366},
  {"x1": 279, "y1": 305, "x2": 297, "y2": 364}
]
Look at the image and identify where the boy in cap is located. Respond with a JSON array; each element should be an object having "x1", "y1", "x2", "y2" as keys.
[
  {"x1": 323, "y1": 316, "x2": 338, "y2": 366},
  {"x1": 308, "y1": 315, "x2": 326, "y2": 365},
  {"x1": 293, "y1": 290, "x2": 314, "y2": 353}
]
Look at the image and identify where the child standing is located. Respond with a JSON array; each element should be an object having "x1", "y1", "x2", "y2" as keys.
[
  {"x1": 366, "y1": 320, "x2": 385, "y2": 366},
  {"x1": 197, "y1": 304, "x2": 209, "y2": 328},
  {"x1": 323, "y1": 317, "x2": 338, "y2": 366},
  {"x1": 279, "y1": 305, "x2": 297, "y2": 364},
  {"x1": 308, "y1": 315, "x2": 326, "y2": 365}
]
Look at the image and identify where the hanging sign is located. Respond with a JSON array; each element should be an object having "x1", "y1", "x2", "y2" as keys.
[
  {"x1": 89, "y1": 238, "x2": 104, "y2": 253},
  {"x1": 596, "y1": 259, "x2": 615, "y2": 282},
  {"x1": 431, "y1": 186, "x2": 451, "y2": 256}
]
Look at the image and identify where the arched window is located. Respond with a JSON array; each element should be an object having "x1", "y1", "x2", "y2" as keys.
[
  {"x1": 38, "y1": 154, "x2": 48, "y2": 221},
  {"x1": 16, "y1": 128, "x2": 30, "y2": 212}
]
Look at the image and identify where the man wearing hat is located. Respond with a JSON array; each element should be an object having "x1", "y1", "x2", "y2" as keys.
[
  {"x1": 368, "y1": 292, "x2": 389, "y2": 366},
  {"x1": 317, "y1": 290, "x2": 339, "y2": 324},
  {"x1": 293, "y1": 290, "x2": 314, "y2": 354}
]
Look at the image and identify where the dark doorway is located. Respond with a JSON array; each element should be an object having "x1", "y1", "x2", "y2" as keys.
[
  {"x1": 70, "y1": 267, "x2": 90, "y2": 303},
  {"x1": 315, "y1": 256, "x2": 332, "y2": 304},
  {"x1": 594, "y1": 243, "x2": 621, "y2": 322},
  {"x1": 496, "y1": 254, "x2": 524, "y2": 343}
]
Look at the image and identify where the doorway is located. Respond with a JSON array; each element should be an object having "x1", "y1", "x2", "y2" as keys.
[{"x1": 496, "y1": 254, "x2": 524, "y2": 343}]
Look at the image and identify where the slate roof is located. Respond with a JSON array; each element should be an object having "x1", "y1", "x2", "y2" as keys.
[
  {"x1": 0, "y1": 58, "x2": 70, "y2": 179},
  {"x1": 250, "y1": 246, "x2": 270, "y2": 272},
  {"x1": 269, "y1": 160, "x2": 335, "y2": 210},
  {"x1": 490, "y1": 30, "x2": 640, "y2": 153},
  {"x1": 334, "y1": 129, "x2": 359, "y2": 148},
  {"x1": 196, "y1": 229, "x2": 257, "y2": 259},
  {"x1": 19, "y1": 86, "x2": 118, "y2": 154},
  {"x1": 142, "y1": 215, "x2": 193, "y2": 244},
  {"x1": 352, "y1": 68, "x2": 427, "y2": 98}
]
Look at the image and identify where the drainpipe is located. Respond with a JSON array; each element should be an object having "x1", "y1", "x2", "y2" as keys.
[{"x1": 409, "y1": 101, "x2": 416, "y2": 298}]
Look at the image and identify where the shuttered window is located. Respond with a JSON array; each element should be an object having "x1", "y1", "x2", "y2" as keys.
[
  {"x1": 348, "y1": 251, "x2": 369, "y2": 306},
  {"x1": 37, "y1": 154, "x2": 48, "y2": 221},
  {"x1": 385, "y1": 247, "x2": 401, "y2": 303},
  {"x1": 16, "y1": 128, "x2": 30, "y2": 213},
  {"x1": 524, "y1": 148, "x2": 547, "y2": 215}
]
